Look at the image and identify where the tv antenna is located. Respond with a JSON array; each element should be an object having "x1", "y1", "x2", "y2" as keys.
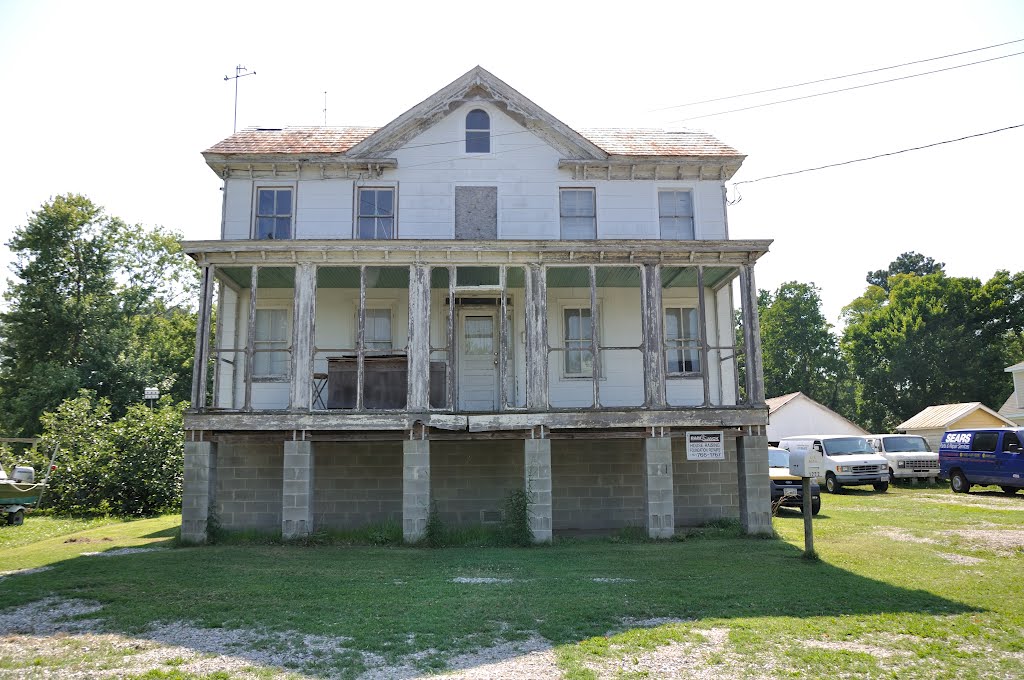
[
  {"x1": 224, "y1": 64, "x2": 256, "y2": 133},
  {"x1": 323, "y1": 91, "x2": 328, "y2": 125}
]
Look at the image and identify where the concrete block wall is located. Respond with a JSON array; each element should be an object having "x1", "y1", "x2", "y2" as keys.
[
  {"x1": 551, "y1": 440, "x2": 645, "y2": 531},
  {"x1": 313, "y1": 442, "x2": 402, "y2": 529},
  {"x1": 672, "y1": 435, "x2": 740, "y2": 526},
  {"x1": 215, "y1": 442, "x2": 283, "y2": 530},
  {"x1": 431, "y1": 441, "x2": 524, "y2": 525}
]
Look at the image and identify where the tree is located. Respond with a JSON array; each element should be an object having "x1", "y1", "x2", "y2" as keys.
[
  {"x1": 866, "y1": 251, "x2": 945, "y2": 293},
  {"x1": 842, "y1": 271, "x2": 1018, "y2": 432},
  {"x1": 0, "y1": 195, "x2": 199, "y2": 434},
  {"x1": 757, "y1": 281, "x2": 854, "y2": 416}
]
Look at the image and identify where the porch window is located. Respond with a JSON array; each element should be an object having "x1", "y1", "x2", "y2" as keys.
[
  {"x1": 658, "y1": 190, "x2": 694, "y2": 240},
  {"x1": 357, "y1": 188, "x2": 395, "y2": 239},
  {"x1": 253, "y1": 307, "x2": 291, "y2": 378},
  {"x1": 365, "y1": 308, "x2": 393, "y2": 350},
  {"x1": 465, "y1": 109, "x2": 490, "y2": 153},
  {"x1": 563, "y1": 307, "x2": 594, "y2": 376},
  {"x1": 560, "y1": 189, "x2": 596, "y2": 239},
  {"x1": 255, "y1": 187, "x2": 293, "y2": 240},
  {"x1": 664, "y1": 306, "x2": 701, "y2": 374}
]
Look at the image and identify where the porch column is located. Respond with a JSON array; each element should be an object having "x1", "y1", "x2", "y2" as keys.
[
  {"x1": 289, "y1": 263, "x2": 316, "y2": 411},
  {"x1": 407, "y1": 264, "x2": 432, "y2": 410},
  {"x1": 190, "y1": 265, "x2": 215, "y2": 409},
  {"x1": 282, "y1": 440, "x2": 315, "y2": 539},
  {"x1": 525, "y1": 264, "x2": 549, "y2": 410},
  {"x1": 737, "y1": 433, "x2": 772, "y2": 535},
  {"x1": 641, "y1": 263, "x2": 666, "y2": 409},
  {"x1": 738, "y1": 264, "x2": 766, "y2": 406},
  {"x1": 403, "y1": 439, "x2": 431, "y2": 542},
  {"x1": 182, "y1": 440, "x2": 217, "y2": 543},
  {"x1": 524, "y1": 438, "x2": 553, "y2": 543},
  {"x1": 644, "y1": 437, "x2": 675, "y2": 538}
]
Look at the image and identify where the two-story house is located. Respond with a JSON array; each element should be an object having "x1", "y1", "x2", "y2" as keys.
[{"x1": 181, "y1": 67, "x2": 772, "y2": 543}]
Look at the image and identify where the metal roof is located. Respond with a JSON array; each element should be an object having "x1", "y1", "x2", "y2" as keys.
[{"x1": 896, "y1": 402, "x2": 1014, "y2": 430}]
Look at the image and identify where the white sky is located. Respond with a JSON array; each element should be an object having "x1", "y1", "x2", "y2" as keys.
[{"x1": 0, "y1": 0, "x2": 1021, "y2": 326}]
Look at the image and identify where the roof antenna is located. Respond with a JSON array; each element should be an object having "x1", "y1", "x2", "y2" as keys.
[
  {"x1": 224, "y1": 64, "x2": 256, "y2": 133},
  {"x1": 323, "y1": 91, "x2": 328, "y2": 125}
]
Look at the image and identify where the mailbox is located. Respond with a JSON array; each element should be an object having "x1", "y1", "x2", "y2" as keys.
[{"x1": 787, "y1": 442, "x2": 823, "y2": 478}]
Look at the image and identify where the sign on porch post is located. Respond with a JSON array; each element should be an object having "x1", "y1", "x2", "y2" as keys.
[{"x1": 685, "y1": 431, "x2": 725, "y2": 460}]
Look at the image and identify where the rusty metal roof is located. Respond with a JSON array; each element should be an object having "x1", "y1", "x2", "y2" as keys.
[
  {"x1": 896, "y1": 402, "x2": 1015, "y2": 430},
  {"x1": 578, "y1": 128, "x2": 742, "y2": 157},
  {"x1": 203, "y1": 125, "x2": 741, "y2": 158}
]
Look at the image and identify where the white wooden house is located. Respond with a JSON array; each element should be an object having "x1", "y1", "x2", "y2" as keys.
[
  {"x1": 999, "y1": 361, "x2": 1024, "y2": 426},
  {"x1": 181, "y1": 67, "x2": 772, "y2": 543}
]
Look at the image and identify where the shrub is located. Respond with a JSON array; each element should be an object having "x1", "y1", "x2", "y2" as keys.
[{"x1": 498, "y1": 488, "x2": 533, "y2": 547}]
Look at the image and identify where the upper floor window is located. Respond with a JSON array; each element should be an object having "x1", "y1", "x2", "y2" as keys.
[
  {"x1": 364, "y1": 308, "x2": 393, "y2": 350},
  {"x1": 255, "y1": 187, "x2": 293, "y2": 240},
  {"x1": 563, "y1": 306, "x2": 594, "y2": 377},
  {"x1": 466, "y1": 109, "x2": 490, "y2": 153},
  {"x1": 357, "y1": 188, "x2": 395, "y2": 239},
  {"x1": 658, "y1": 190, "x2": 694, "y2": 239},
  {"x1": 664, "y1": 306, "x2": 700, "y2": 374},
  {"x1": 560, "y1": 189, "x2": 596, "y2": 240}
]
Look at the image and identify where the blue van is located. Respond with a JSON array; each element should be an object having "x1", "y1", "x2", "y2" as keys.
[{"x1": 938, "y1": 428, "x2": 1024, "y2": 494}]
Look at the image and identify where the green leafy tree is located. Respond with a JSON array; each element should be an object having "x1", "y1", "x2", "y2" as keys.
[
  {"x1": 842, "y1": 272, "x2": 1017, "y2": 432},
  {"x1": 866, "y1": 251, "x2": 945, "y2": 293},
  {"x1": 758, "y1": 282, "x2": 854, "y2": 416}
]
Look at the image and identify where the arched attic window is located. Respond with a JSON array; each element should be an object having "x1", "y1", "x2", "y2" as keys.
[{"x1": 465, "y1": 109, "x2": 490, "y2": 153}]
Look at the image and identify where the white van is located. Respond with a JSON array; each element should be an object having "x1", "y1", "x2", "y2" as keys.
[
  {"x1": 778, "y1": 435, "x2": 889, "y2": 493},
  {"x1": 865, "y1": 434, "x2": 939, "y2": 484}
]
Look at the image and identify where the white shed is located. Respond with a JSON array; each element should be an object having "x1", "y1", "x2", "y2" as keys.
[
  {"x1": 765, "y1": 392, "x2": 867, "y2": 445},
  {"x1": 998, "y1": 361, "x2": 1024, "y2": 426},
  {"x1": 897, "y1": 402, "x2": 1015, "y2": 452}
]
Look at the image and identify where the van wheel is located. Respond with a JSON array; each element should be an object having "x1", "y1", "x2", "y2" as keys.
[
  {"x1": 825, "y1": 473, "x2": 841, "y2": 494},
  {"x1": 1001, "y1": 486, "x2": 1020, "y2": 495},
  {"x1": 889, "y1": 468, "x2": 897, "y2": 485},
  {"x1": 950, "y1": 470, "x2": 970, "y2": 494},
  {"x1": 7, "y1": 509, "x2": 24, "y2": 526},
  {"x1": 873, "y1": 481, "x2": 889, "y2": 492},
  {"x1": 811, "y1": 498, "x2": 821, "y2": 516}
]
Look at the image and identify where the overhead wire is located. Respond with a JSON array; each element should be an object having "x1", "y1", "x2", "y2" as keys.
[{"x1": 651, "y1": 37, "x2": 1024, "y2": 112}]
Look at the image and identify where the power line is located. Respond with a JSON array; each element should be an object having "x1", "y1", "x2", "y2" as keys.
[
  {"x1": 652, "y1": 37, "x2": 1024, "y2": 112},
  {"x1": 731, "y1": 123, "x2": 1024, "y2": 189},
  {"x1": 670, "y1": 50, "x2": 1024, "y2": 124}
]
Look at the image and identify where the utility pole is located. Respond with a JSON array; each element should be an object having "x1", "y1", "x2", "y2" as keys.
[{"x1": 224, "y1": 64, "x2": 256, "y2": 133}]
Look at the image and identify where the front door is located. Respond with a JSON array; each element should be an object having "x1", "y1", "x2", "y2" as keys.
[{"x1": 458, "y1": 310, "x2": 499, "y2": 411}]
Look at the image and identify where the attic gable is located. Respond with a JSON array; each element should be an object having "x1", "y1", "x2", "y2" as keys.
[{"x1": 346, "y1": 66, "x2": 607, "y2": 161}]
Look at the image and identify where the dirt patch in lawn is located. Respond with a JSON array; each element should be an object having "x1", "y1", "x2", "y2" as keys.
[
  {"x1": 875, "y1": 528, "x2": 937, "y2": 544},
  {"x1": 942, "y1": 529, "x2": 1024, "y2": 555}
]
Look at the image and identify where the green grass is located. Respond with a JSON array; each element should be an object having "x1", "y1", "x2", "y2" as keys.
[
  {"x1": 0, "y1": 514, "x2": 131, "y2": 551},
  {"x1": 1, "y1": 484, "x2": 1022, "y2": 678}
]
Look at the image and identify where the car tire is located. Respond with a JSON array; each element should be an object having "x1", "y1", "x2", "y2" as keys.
[
  {"x1": 889, "y1": 468, "x2": 897, "y2": 485},
  {"x1": 1001, "y1": 486, "x2": 1020, "y2": 495},
  {"x1": 950, "y1": 470, "x2": 970, "y2": 494},
  {"x1": 8, "y1": 509, "x2": 24, "y2": 526},
  {"x1": 873, "y1": 481, "x2": 889, "y2": 492},
  {"x1": 811, "y1": 498, "x2": 821, "y2": 516},
  {"x1": 825, "y1": 473, "x2": 841, "y2": 494}
]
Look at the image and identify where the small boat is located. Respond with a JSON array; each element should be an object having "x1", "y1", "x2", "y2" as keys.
[{"x1": 0, "y1": 464, "x2": 47, "y2": 526}]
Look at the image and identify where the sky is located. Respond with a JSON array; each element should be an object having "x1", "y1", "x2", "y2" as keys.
[{"x1": 0, "y1": 0, "x2": 1021, "y2": 326}]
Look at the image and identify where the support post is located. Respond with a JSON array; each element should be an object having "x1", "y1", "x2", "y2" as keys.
[
  {"x1": 282, "y1": 440, "x2": 314, "y2": 539},
  {"x1": 524, "y1": 438, "x2": 552, "y2": 543},
  {"x1": 739, "y1": 264, "x2": 766, "y2": 405},
  {"x1": 402, "y1": 439, "x2": 431, "y2": 542},
  {"x1": 407, "y1": 264, "x2": 432, "y2": 410},
  {"x1": 525, "y1": 264, "x2": 549, "y2": 410},
  {"x1": 182, "y1": 440, "x2": 217, "y2": 543},
  {"x1": 736, "y1": 433, "x2": 772, "y2": 535},
  {"x1": 289, "y1": 263, "x2": 316, "y2": 411},
  {"x1": 644, "y1": 437, "x2": 675, "y2": 538},
  {"x1": 190, "y1": 265, "x2": 215, "y2": 409},
  {"x1": 641, "y1": 263, "x2": 666, "y2": 409}
]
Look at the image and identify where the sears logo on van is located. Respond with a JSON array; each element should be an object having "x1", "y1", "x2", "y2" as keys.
[{"x1": 941, "y1": 432, "x2": 973, "y2": 450}]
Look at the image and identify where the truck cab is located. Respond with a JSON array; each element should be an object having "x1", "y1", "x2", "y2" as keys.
[{"x1": 779, "y1": 435, "x2": 889, "y2": 493}]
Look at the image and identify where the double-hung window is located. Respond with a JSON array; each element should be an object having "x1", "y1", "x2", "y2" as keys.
[
  {"x1": 255, "y1": 187, "x2": 293, "y2": 240},
  {"x1": 658, "y1": 190, "x2": 694, "y2": 239},
  {"x1": 357, "y1": 188, "x2": 395, "y2": 239},
  {"x1": 465, "y1": 109, "x2": 490, "y2": 153},
  {"x1": 563, "y1": 307, "x2": 594, "y2": 377},
  {"x1": 253, "y1": 308, "x2": 291, "y2": 378},
  {"x1": 664, "y1": 306, "x2": 701, "y2": 374},
  {"x1": 364, "y1": 308, "x2": 393, "y2": 350},
  {"x1": 560, "y1": 188, "x2": 596, "y2": 240}
]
